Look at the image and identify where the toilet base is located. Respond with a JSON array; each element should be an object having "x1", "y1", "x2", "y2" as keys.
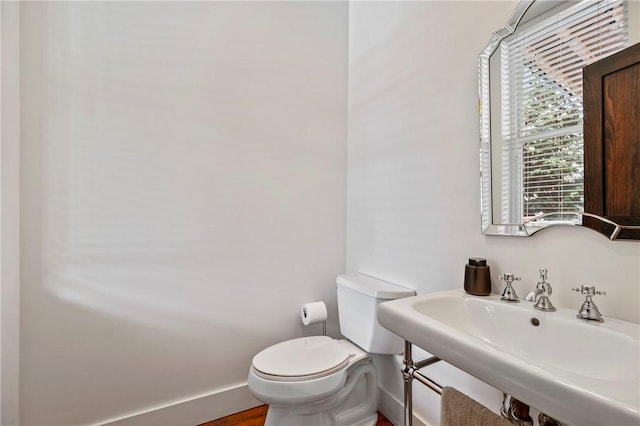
[{"x1": 263, "y1": 358, "x2": 378, "y2": 426}]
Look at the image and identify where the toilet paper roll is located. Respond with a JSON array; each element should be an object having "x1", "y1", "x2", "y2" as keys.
[{"x1": 301, "y1": 301, "x2": 327, "y2": 326}]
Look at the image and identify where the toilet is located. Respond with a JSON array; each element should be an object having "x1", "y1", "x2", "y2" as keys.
[{"x1": 248, "y1": 273, "x2": 415, "y2": 426}]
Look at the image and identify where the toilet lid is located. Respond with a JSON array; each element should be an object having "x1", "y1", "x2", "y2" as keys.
[{"x1": 252, "y1": 336, "x2": 351, "y2": 378}]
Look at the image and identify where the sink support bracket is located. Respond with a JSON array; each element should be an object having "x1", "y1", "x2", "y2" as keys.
[{"x1": 402, "y1": 340, "x2": 442, "y2": 426}]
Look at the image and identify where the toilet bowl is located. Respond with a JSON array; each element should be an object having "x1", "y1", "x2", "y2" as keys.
[
  {"x1": 249, "y1": 337, "x2": 377, "y2": 426},
  {"x1": 247, "y1": 273, "x2": 415, "y2": 426}
]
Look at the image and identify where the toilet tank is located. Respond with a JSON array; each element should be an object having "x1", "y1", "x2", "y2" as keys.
[{"x1": 337, "y1": 273, "x2": 415, "y2": 354}]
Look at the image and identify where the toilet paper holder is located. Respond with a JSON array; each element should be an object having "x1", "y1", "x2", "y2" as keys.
[{"x1": 301, "y1": 302, "x2": 327, "y2": 336}]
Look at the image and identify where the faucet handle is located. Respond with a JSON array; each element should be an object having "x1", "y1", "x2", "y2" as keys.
[
  {"x1": 572, "y1": 285, "x2": 606, "y2": 322},
  {"x1": 539, "y1": 268, "x2": 548, "y2": 282},
  {"x1": 498, "y1": 273, "x2": 521, "y2": 303},
  {"x1": 498, "y1": 273, "x2": 521, "y2": 285},
  {"x1": 537, "y1": 268, "x2": 552, "y2": 294},
  {"x1": 572, "y1": 285, "x2": 606, "y2": 297}
]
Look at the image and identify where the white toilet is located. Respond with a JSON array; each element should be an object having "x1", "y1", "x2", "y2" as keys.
[{"x1": 248, "y1": 273, "x2": 415, "y2": 426}]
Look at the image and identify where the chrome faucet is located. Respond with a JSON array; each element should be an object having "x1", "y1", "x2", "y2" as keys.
[
  {"x1": 498, "y1": 273, "x2": 521, "y2": 303},
  {"x1": 525, "y1": 268, "x2": 556, "y2": 312},
  {"x1": 572, "y1": 285, "x2": 606, "y2": 322}
]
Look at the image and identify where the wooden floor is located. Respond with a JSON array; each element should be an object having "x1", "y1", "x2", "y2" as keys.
[{"x1": 200, "y1": 405, "x2": 394, "y2": 426}]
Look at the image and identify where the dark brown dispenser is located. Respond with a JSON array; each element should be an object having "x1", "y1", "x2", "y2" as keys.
[{"x1": 464, "y1": 258, "x2": 491, "y2": 296}]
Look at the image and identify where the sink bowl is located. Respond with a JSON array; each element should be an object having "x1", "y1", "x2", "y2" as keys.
[{"x1": 377, "y1": 289, "x2": 640, "y2": 426}]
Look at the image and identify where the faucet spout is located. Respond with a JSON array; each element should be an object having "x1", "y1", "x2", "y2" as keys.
[{"x1": 524, "y1": 288, "x2": 543, "y2": 302}]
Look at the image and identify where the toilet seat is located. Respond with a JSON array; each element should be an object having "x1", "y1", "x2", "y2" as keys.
[
  {"x1": 248, "y1": 338, "x2": 365, "y2": 406},
  {"x1": 248, "y1": 336, "x2": 368, "y2": 407},
  {"x1": 252, "y1": 336, "x2": 351, "y2": 382}
]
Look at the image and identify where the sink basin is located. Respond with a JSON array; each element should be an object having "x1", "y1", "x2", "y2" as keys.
[{"x1": 377, "y1": 289, "x2": 640, "y2": 426}]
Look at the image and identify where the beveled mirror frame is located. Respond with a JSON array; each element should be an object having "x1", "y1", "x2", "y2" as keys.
[
  {"x1": 478, "y1": 0, "x2": 640, "y2": 239},
  {"x1": 479, "y1": 0, "x2": 536, "y2": 237}
]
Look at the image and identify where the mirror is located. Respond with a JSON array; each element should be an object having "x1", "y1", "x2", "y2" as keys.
[{"x1": 479, "y1": 0, "x2": 640, "y2": 238}]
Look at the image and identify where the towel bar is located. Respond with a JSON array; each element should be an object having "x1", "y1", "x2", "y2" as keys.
[
  {"x1": 400, "y1": 340, "x2": 560, "y2": 426},
  {"x1": 402, "y1": 340, "x2": 442, "y2": 426}
]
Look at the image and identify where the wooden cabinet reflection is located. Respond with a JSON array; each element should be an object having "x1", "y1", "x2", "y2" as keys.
[{"x1": 584, "y1": 42, "x2": 640, "y2": 239}]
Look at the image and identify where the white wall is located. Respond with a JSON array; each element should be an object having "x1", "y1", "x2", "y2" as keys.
[
  {"x1": 347, "y1": 2, "x2": 640, "y2": 425},
  {"x1": 19, "y1": 2, "x2": 348, "y2": 425},
  {"x1": 12, "y1": 2, "x2": 640, "y2": 425},
  {"x1": 1, "y1": 2, "x2": 21, "y2": 425}
]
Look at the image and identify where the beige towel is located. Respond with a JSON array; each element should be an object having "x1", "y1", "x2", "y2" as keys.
[{"x1": 440, "y1": 387, "x2": 512, "y2": 426}]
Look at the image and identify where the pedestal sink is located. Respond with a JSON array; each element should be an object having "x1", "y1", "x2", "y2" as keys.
[{"x1": 377, "y1": 289, "x2": 639, "y2": 426}]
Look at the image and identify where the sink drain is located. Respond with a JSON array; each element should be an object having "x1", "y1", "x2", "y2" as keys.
[{"x1": 530, "y1": 318, "x2": 540, "y2": 326}]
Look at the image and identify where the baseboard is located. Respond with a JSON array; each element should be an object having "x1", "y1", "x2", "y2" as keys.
[
  {"x1": 97, "y1": 382, "x2": 428, "y2": 426},
  {"x1": 98, "y1": 382, "x2": 261, "y2": 426},
  {"x1": 378, "y1": 386, "x2": 431, "y2": 426}
]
